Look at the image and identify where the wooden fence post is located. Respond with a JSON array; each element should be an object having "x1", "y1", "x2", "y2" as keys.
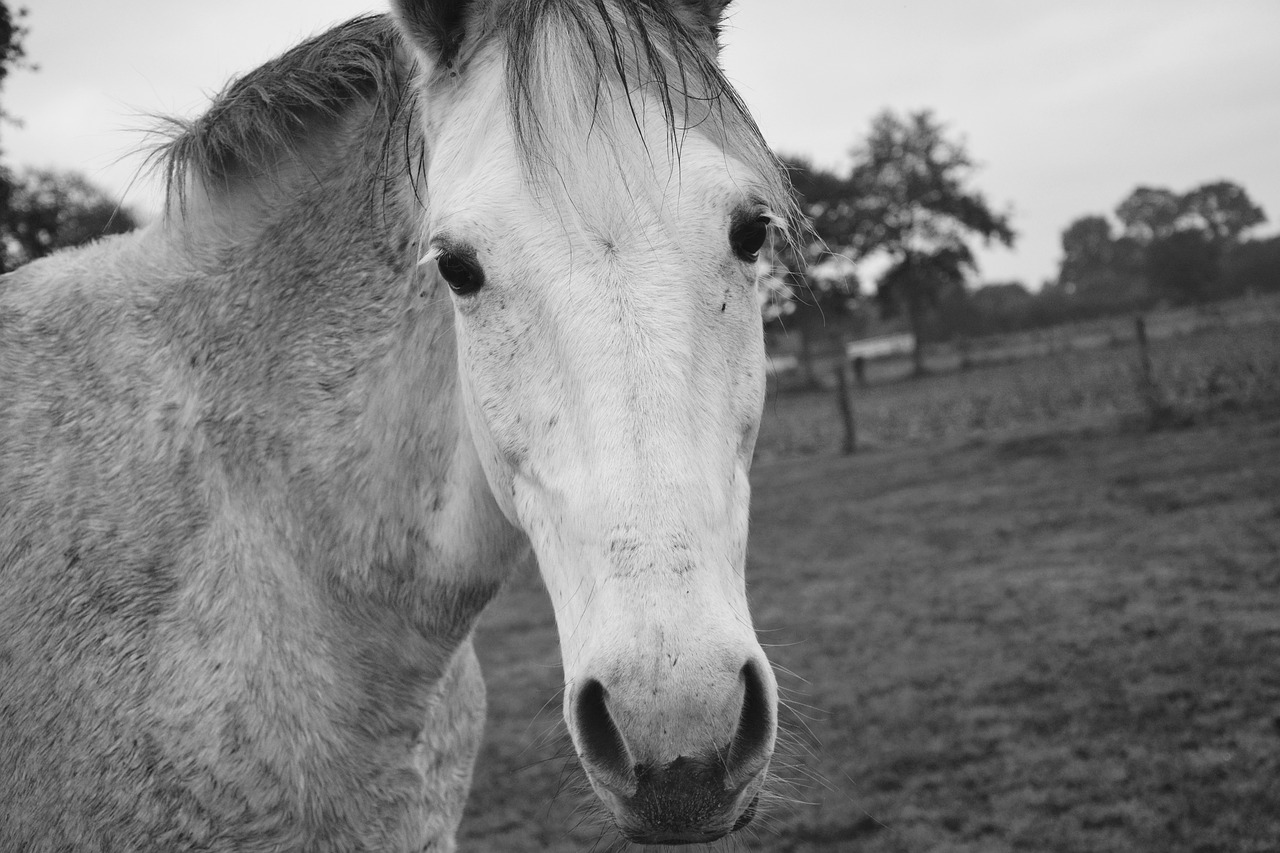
[
  {"x1": 1135, "y1": 314, "x2": 1154, "y2": 391},
  {"x1": 834, "y1": 348, "x2": 857, "y2": 455},
  {"x1": 1134, "y1": 313, "x2": 1173, "y2": 426}
]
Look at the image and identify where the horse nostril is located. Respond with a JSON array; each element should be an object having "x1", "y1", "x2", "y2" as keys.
[
  {"x1": 726, "y1": 659, "x2": 774, "y2": 784},
  {"x1": 573, "y1": 678, "x2": 634, "y2": 791}
]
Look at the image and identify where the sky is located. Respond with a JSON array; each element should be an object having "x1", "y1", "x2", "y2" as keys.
[{"x1": 4, "y1": 0, "x2": 1279, "y2": 288}]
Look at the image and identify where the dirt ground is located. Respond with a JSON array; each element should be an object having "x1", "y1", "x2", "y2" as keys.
[{"x1": 459, "y1": 408, "x2": 1280, "y2": 852}]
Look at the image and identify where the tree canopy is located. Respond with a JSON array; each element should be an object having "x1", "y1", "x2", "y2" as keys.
[
  {"x1": 0, "y1": 3, "x2": 29, "y2": 93},
  {"x1": 0, "y1": 7, "x2": 139, "y2": 271},
  {"x1": 1057, "y1": 180, "x2": 1268, "y2": 306},
  {"x1": 1177, "y1": 181, "x2": 1266, "y2": 245},
  {"x1": 848, "y1": 110, "x2": 1014, "y2": 258},
  {"x1": 1, "y1": 2, "x2": 32, "y2": 270},
  {"x1": 3, "y1": 169, "x2": 139, "y2": 267},
  {"x1": 849, "y1": 110, "x2": 1014, "y2": 374},
  {"x1": 774, "y1": 110, "x2": 1015, "y2": 377}
]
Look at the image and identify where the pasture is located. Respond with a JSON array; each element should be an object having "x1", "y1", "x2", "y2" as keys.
[
  {"x1": 759, "y1": 301, "x2": 1280, "y2": 459},
  {"x1": 461, "y1": 313, "x2": 1280, "y2": 851}
]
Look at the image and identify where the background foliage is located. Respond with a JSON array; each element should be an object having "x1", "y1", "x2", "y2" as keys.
[{"x1": 1, "y1": 2, "x2": 137, "y2": 272}]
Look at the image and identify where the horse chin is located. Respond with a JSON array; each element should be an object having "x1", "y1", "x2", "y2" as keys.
[{"x1": 586, "y1": 754, "x2": 767, "y2": 846}]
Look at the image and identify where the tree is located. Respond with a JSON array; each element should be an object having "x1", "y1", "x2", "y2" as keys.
[
  {"x1": 1113, "y1": 180, "x2": 1267, "y2": 304},
  {"x1": 1145, "y1": 228, "x2": 1220, "y2": 305},
  {"x1": 1179, "y1": 180, "x2": 1266, "y2": 245},
  {"x1": 971, "y1": 280, "x2": 1032, "y2": 313},
  {"x1": 775, "y1": 113, "x2": 1014, "y2": 378},
  {"x1": 771, "y1": 157, "x2": 865, "y2": 388},
  {"x1": 1059, "y1": 181, "x2": 1269, "y2": 309},
  {"x1": 1056, "y1": 214, "x2": 1147, "y2": 309},
  {"x1": 849, "y1": 109, "x2": 1015, "y2": 375},
  {"x1": 1059, "y1": 214, "x2": 1115, "y2": 293},
  {"x1": 783, "y1": 155, "x2": 864, "y2": 253},
  {"x1": 1115, "y1": 186, "x2": 1181, "y2": 243},
  {"x1": 941, "y1": 280, "x2": 1036, "y2": 339},
  {"x1": 0, "y1": 3, "x2": 30, "y2": 96},
  {"x1": 875, "y1": 244, "x2": 970, "y2": 348},
  {"x1": 1, "y1": 2, "x2": 32, "y2": 270},
  {"x1": 1220, "y1": 235, "x2": 1280, "y2": 297},
  {"x1": 0, "y1": 11, "x2": 137, "y2": 269},
  {"x1": 2, "y1": 169, "x2": 139, "y2": 268}
]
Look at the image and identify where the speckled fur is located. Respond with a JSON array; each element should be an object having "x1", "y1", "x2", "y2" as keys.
[
  {"x1": 1, "y1": 1, "x2": 793, "y2": 846},
  {"x1": 0, "y1": 18, "x2": 524, "y2": 850}
]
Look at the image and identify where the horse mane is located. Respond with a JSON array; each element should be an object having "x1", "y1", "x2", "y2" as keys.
[
  {"x1": 153, "y1": 3, "x2": 801, "y2": 241},
  {"x1": 152, "y1": 15, "x2": 411, "y2": 208}
]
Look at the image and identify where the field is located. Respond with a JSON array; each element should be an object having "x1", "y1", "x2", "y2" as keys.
[
  {"x1": 459, "y1": 308, "x2": 1280, "y2": 852},
  {"x1": 757, "y1": 303, "x2": 1280, "y2": 459}
]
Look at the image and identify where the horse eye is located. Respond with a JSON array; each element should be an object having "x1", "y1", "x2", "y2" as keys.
[
  {"x1": 730, "y1": 215, "x2": 770, "y2": 262},
  {"x1": 436, "y1": 250, "x2": 485, "y2": 295}
]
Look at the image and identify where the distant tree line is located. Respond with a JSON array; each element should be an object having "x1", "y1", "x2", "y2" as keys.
[
  {"x1": 1, "y1": 2, "x2": 137, "y2": 273},
  {"x1": 1057, "y1": 182, "x2": 1269, "y2": 305},
  {"x1": 928, "y1": 181, "x2": 1273, "y2": 342},
  {"x1": 777, "y1": 109, "x2": 1274, "y2": 362}
]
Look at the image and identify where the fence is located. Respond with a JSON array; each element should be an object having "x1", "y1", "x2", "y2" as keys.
[{"x1": 756, "y1": 293, "x2": 1280, "y2": 462}]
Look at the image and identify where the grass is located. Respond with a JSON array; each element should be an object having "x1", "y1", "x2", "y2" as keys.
[
  {"x1": 755, "y1": 315, "x2": 1280, "y2": 460},
  {"x1": 738, "y1": 418, "x2": 1280, "y2": 852},
  {"x1": 459, "y1": 313, "x2": 1280, "y2": 852}
]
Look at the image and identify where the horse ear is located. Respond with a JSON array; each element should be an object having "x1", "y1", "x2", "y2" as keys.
[{"x1": 391, "y1": 0, "x2": 478, "y2": 67}]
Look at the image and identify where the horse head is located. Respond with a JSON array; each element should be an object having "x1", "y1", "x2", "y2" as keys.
[{"x1": 391, "y1": 0, "x2": 794, "y2": 842}]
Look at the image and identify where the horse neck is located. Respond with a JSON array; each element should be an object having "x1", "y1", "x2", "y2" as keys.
[{"x1": 158, "y1": 100, "x2": 524, "y2": 646}]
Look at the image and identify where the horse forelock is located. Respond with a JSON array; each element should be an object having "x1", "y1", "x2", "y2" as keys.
[{"x1": 499, "y1": 0, "x2": 803, "y2": 246}]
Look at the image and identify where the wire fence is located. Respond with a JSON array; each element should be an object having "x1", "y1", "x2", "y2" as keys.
[{"x1": 756, "y1": 293, "x2": 1280, "y2": 462}]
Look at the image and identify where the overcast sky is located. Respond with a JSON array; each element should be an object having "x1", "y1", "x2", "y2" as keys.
[{"x1": 5, "y1": 0, "x2": 1278, "y2": 287}]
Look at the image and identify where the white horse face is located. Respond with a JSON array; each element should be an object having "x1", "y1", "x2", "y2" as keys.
[{"x1": 398, "y1": 2, "x2": 781, "y2": 841}]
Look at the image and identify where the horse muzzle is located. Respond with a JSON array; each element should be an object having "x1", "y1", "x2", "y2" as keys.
[
  {"x1": 607, "y1": 755, "x2": 765, "y2": 845},
  {"x1": 568, "y1": 657, "x2": 775, "y2": 844}
]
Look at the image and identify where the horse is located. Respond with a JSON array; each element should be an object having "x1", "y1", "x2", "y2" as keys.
[{"x1": 0, "y1": 1, "x2": 799, "y2": 849}]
